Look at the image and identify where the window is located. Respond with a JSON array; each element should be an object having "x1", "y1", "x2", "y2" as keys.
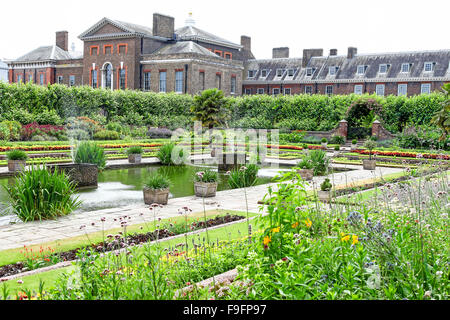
[
  {"x1": 245, "y1": 88, "x2": 252, "y2": 95},
  {"x1": 144, "y1": 72, "x2": 151, "y2": 91},
  {"x1": 354, "y1": 85, "x2": 363, "y2": 95},
  {"x1": 257, "y1": 88, "x2": 265, "y2": 94},
  {"x1": 119, "y1": 69, "x2": 126, "y2": 90},
  {"x1": 375, "y1": 84, "x2": 385, "y2": 96},
  {"x1": 304, "y1": 86, "x2": 313, "y2": 94},
  {"x1": 398, "y1": 84, "x2": 407, "y2": 96},
  {"x1": 329, "y1": 66, "x2": 338, "y2": 75},
  {"x1": 29, "y1": 74, "x2": 34, "y2": 83},
  {"x1": 284, "y1": 88, "x2": 291, "y2": 95},
  {"x1": 276, "y1": 69, "x2": 284, "y2": 77},
  {"x1": 306, "y1": 68, "x2": 314, "y2": 77},
  {"x1": 215, "y1": 74, "x2": 222, "y2": 90},
  {"x1": 424, "y1": 62, "x2": 433, "y2": 72},
  {"x1": 104, "y1": 45, "x2": 113, "y2": 55},
  {"x1": 159, "y1": 71, "x2": 166, "y2": 93},
  {"x1": 325, "y1": 85, "x2": 333, "y2": 95},
  {"x1": 287, "y1": 69, "x2": 295, "y2": 77},
  {"x1": 90, "y1": 46, "x2": 99, "y2": 56},
  {"x1": 103, "y1": 64, "x2": 112, "y2": 89},
  {"x1": 357, "y1": 65, "x2": 367, "y2": 75},
  {"x1": 230, "y1": 76, "x2": 236, "y2": 94},
  {"x1": 69, "y1": 75, "x2": 75, "y2": 87},
  {"x1": 199, "y1": 72, "x2": 205, "y2": 91},
  {"x1": 247, "y1": 70, "x2": 255, "y2": 78},
  {"x1": 260, "y1": 70, "x2": 268, "y2": 78},
  {"x1": 17, "y1": 75, "x2": 22, "y2": 83},
  {"x1": 118, "y1": 44, "x2": 128, "y2": 55},
  {"x1": 175, "y1": 71, "x2": 183, "y2": 93},
  {"x1": 39, "y1": 74, "x2": 44, "y2": 85},
  {"x1": 214, "y1": 50, "x2": 222, "y2": 57},
  {"x1": 379, "y1": 64, "x2": 388, "y2": 73},
  {"x1": 91, "y1": 69, "x2": 98, "y2": 88},
  {"x1": 421, "y1": 83, "x2": 431, "y2": 94},
  {"x1": 224, "y1": 52, "x2": 232, "y2": 59},
  {"x1": 401, "y1": 63, "x2": 411, "y2": 73},
  {"x1": 272, "y1": 88, "x2": 280, "y2": 95},
  {"x1": 57, "y1": 76, "x2": 63, "y2": 84}
]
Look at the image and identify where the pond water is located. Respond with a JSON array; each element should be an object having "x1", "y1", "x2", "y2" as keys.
[{"x1": 0, "y1": 164, "x2": 288, "y2": 217}]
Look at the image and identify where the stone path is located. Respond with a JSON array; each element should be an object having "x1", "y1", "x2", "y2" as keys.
[{"x1": 0, "y1": 159, "x2": 404, "y2": 251}]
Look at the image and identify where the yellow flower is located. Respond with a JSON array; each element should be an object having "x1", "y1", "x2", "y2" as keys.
[
  {"x1": 341, "y1": 234, "x2": 350, "y2": 242},
  {"x1": 272, "y1": 227, "x2": 280, "y2": 233},
  {"x1": 292, "y1": 222, "x2": 299, "y2": 228},
  {"x1": 304, "y1": 218, "x2": 312, "y2": 228},
  {"x1": 263, "y1": 236, "x2": 272, "y2": 246},
  {"x1": 352, "y1": 235, "x2": 359, "y2": 245}
]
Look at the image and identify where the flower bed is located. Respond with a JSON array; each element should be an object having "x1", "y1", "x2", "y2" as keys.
[{"x1": 352, "y1": 149, "x2": 450, "y2": 160}]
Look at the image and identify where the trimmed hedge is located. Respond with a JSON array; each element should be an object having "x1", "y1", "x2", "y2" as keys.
[{"x1": 0, "y1": 82, "x2": 446, "y2": 133}]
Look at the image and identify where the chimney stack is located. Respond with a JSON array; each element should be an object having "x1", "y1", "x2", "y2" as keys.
[
  {"x1": 56, "y1": 31, "x2": 68, "y2": 51},
  {"x1": 272, "y1": 47, "x2": 289, "y2": 59},
  {"x1": 330, "y1": 49, "x2": 338, "y2": 56},
  {"x1": 302, "y1": 48, "x2": 323, "y2": 67},
  {"x1": 241, "y1": 36, "x2": 251, "y2": 52},
  {"x1": 153, "y1": 13, "x2": 175, "y2": 38},
  {"x1": 347, "y1": 47, "x2": 357, "y2": 59}
]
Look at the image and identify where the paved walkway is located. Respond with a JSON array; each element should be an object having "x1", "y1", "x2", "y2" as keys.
[{"x1": 0, "y1": 160, "x2": 404, "y2": 251}]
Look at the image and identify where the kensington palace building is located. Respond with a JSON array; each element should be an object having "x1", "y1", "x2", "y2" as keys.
[{"x1": 7, "y1": 13, "x2": 450, "y2": 97}]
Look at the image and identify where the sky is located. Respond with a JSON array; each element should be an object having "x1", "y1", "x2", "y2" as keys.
[{"x1": 0, "y1": 0, "x2": 448, "y2": 61}]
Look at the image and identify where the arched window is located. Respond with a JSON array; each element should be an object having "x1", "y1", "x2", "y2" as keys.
[{"x1": 102, "y1": 62, "x2": 113, "y2": 89}]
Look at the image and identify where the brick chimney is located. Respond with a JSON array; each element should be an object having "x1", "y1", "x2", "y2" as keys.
[
  {"x1": 273, "y1": 47, "x2": 289, "y2": 59},
  {"x1": 302, "y1": 48, "x2": 323, "y2": 67},
  {"x1": 347, "y1": 47, "x2": 357, "y2": 59},
  {"x1": 330, "y1": 49, "x2": 338, "y2": 56},
  {"x1": 56, "y1": 31, "x2": 68, "y2": 51},
  {"x1": 241, "y1": 36, "x2": 251, "y2": 52},
  {"x1": 153, "y1": 13, "x2": 175, "y2": 38}
]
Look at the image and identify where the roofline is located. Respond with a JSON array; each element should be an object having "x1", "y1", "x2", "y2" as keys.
[{"x1": 243, "y1": 76, "x2": 450, "y2": 85}]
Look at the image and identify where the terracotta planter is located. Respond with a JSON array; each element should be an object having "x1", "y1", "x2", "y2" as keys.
[
  {"x1": 363, "y1": 159, "x2": 376, "y2": 170},
  {"x1": 143, "y1": 188, "x2": 169, "y2": 205},
  {"x1": 297, "y1": 169, "x2": 313, "y2": 181},
  {"x1": 128, "y1": 154, "x2": 142, "y2": 164},
  {"x1": 318, "y1": 190, "x2": 331, "y2": 203},
  {"x1": 194, "y1": 181, "x2": 218, "y2": 198},
  {"x1": 8, "y1": 160, "x2": 26, "y2": 172}
]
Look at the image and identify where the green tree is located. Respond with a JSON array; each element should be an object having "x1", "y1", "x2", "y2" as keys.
[
  {"x1": 431, "y1": 83, "x2": 450, "y2": 141},
  {"x1": 191, "y1": 89, "x2": 230, "y2": 129}
]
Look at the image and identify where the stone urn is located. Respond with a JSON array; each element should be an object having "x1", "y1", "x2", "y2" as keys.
[
  {"x1": 194, "y1": 181, "x2": 218, "y2": 198},
  {"x1": 363, "y1": 159, "x2": 376, "y2": 170},
  {"x1": 8, "y1": 160, "x2": 26, "y2": 172},
  {"x1": 317, "y1": 190, "x2": 331, "y2": 203},
  {"x1": 297, "y1": 169, "x2": 314, "y2": 181},
  {"x1": 143, "y1": 188, "x2": 169, "y2": 205},
  {"x1": 351, "y1": 144, "x2": 357, "y2": 150},
  {"x1": 128, "y1": 154, "x2": 142, "y2": 164},
  {"x1": 47, "y1": 163, "x2": 98, "y2": 189},
  {"x1": 321, "y1": 143, "x2": 328, "y2": 149}
]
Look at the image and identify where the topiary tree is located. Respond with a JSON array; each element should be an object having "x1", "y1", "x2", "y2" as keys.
[
  {"x1": 191, "y1": 89, "x2": 230, "y2": 129},
  {"x1": 431, "y1": 83, "x2": 450, "y2": 141}
]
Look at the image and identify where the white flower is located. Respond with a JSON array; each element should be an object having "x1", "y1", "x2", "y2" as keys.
[{"x1": 436, "y1": 271, "x2": 443, "y2": 278}]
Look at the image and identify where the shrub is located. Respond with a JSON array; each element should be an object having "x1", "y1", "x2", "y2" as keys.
[
  {"x1": 334, "y1": 145, "x2": 340, "y2": 151},
  {"x1": 157, "y1": 143, "x2": 186, "y2": 166},
  {"x1": 66, "y1": 117, "x2": 102, "y2": 139},
  {"x1": 74, "y1": 141, "x2": 106, "y2": 170},
  {"x1": 321, "y1": 138, "x2": 328, "y2": 144},
  {"x1": 192, "y1": 89, "x2": 230, "y2": 129},
  {"x1": 93, "y1": 130, "x2": 120, "y2": 140},
  {"x1": 0, "y1": 123, "x2": 10, "y2": 141},
  {"x1": 229, "y1": 117, "x2": 272, "y2": 129},
  {"x1": 147, "y1": 127, "x2": 173, "y2": 139},
  {"x1": 67, "y1": 129, "x2": 90, "y2": 141},
  {"x1": 309, "y1": 150, "x2": 329, "y2": 176},
  {"x1": 144, "y1": 172, "x2": 170, "y2": 190},
  {"x1": 352, "y1": 139, "x2": 357, "y2": 144},
  {"x1": 320, "y1": 178, "x2": 332, "y2": 191},
  {"x1": 297, "y1": 157, "x2": 314, "y2": 170},
  {"x1": 6, "y1": 149, "x2": 28, "y2": 161},
  {"x1": 4, "y1": 166, "x2": 81, "y2": 222},
  {"x1": 21, "y1": 123, "x2": 66, "y2": 141},
  {"x1": 131, "y1": 126, "x2": 148, "y2": 139},
  {"x1": 330, "y1": 135, "x2": 346, "y2": 145},
  {"x1": 363, "y1": 140, "x2": 378, "y2": 160},
  {"x1": 228, "y1": 164, "x2": 259, "y2": 189},
  {"x1": 194, "y1": 169, "x2": 218, "y2": 183},
  {"x1": 0, "y1": 121, "x2": 22, "y2": 141},
  {"x1": 126, "y1": 146, "x2": 143, "y2": 155}
]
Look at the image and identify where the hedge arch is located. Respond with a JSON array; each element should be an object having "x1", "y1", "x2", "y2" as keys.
[{"x1": 345, "y1": 97, "x2": 383, "y2": 128}]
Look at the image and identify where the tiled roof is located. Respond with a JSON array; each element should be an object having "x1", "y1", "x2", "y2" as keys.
[
  {"x1": 14, "y1": 46, "x2": 82, "y2": 62},
  {"x1": 175, "y1": 25, "x2": 242, "y2": 49},
  {"x1": 244, "y1": 50, "x2": 450, "y2": 83},
  {"x1": 151, "y1": 41, "x2": 219, "y2": 57}
]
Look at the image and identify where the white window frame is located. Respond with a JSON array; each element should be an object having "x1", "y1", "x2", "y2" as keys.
[
  {"x1": 354, "y1": 85, "x2": 363, "y2": 95},
  {"x1": 143, "y1": 72, "x2": 151, "y2": 91},
  {"x1": 57, "y1": 75, "x2": 63, "y2": 84},
  {"x1": 379, "y1": 64, "x2": 388, "y2": 74},
  {"x1": 398, "y1": 84, "x2": 407, "y2": 96},
  {"x1": 175, "y1": 71, "x2": 183, "y2": 93},
  {"x1": 69, "y1": 75, "x2": 75, "y2": 87},
  {"x1": 325, "y1": 85, "x2": 333, "y2": 95},
  {"x1": 304, "y1": 86, "x2": 313, "y2": 94},
  {"x1": 328, "y1": 66, "x2": 337, "y2": 75},
  {"x1": 230, "y1": 76, "x2": 236, "y2": 94},
  {"x1": 260, "y1": 69, "x2": 268, "y2": 78},
  {"x1": 247, "y1": 70, "x2": 255, "y2": 78},
  {"x1": 421, "y1": 83, "x2": 431, "y2": 94},
  {"x1": 357, "y1": 65, "x2": 366, "y2": 75},
  {"x1": 306, "y1": 68, "x2": 314, "y2": 77},
  {"x1": 287, "y1": 69, "x2": 295, "y2": 77},
  {"x1": 284, "y1": 88, "x2": 291, "y2": 95},
  {"x1": 276, "y1": 69, "x2": 285, "y2": 77},
  {"x1": 401, "y1": 63, "x2": 411, "y2": 73},
  {"x1": 159, "y1": 71, "x2": 167, "y2": 93},
  {"x1": 424, "y1": 62, "x2": 433, "y2": 72},
  {"x1": 272, "y1": 88, "x2": 280, "y2": 95},
  {"x1": 376, "y1": 84, "x2": 385, "y2": 96},
  {"x1": 257, "y1": 88, "x2": 265, "y2": 94}
]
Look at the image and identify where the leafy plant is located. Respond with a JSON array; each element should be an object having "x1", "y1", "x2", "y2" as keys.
[
  {"x1": 126, "y1": 146, "x2": 143, "y2": 155},
  {"x1": 363, "y1": 140, "x2": 378, "y2": 160},
  {"x1": 330, "y1": 135, "x2": 345, "y2": 145},
  {"x1": 309, "y1": 150, "x2": 329, "y2": 176},
  {"x1": 228, "y1": 164, "x2": 259, "y2": 189},
  {"x1": 297, "y1": 157, "x2": 314, "y2": 170},
  {"x1": 321, "y1": 138, "x2": 328, "y2": 144},
  {"x1": 194, "y1": 169, "x2": 218, "y2": 183},
  {"x1": 93, "y1": 130, "x2": 120, "y2": 140},
  {"x1": 157, "y1": 143, "x2": 187, "y2": 166},
  {"x1": 144, "y1": 172, "x2": 170, "y2": 190},
  {"x1": 431, "y1": 83, "x2": 450, "y2": 141},
  {"x1": 74, "y1": 141, "x2": 106, "y2": 170},
  {"x1": 191, "y1": 88, "x2": 230, "y2": 129},
  {"x1": 6, "y1": 149, "x2": 28, "y2": 161},
  {"x1": 320, "y1": 178, "x2": 332, "y2": 191},
  {"x1": 4, "y1": 165, "x2": 81, "y2": 222}
]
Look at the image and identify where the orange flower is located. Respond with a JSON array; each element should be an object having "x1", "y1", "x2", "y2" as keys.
[
  {"x1": 271, "y1": 227, "x2": 280, "y2": 233},
  {"x1": 352, "y1": 235, "x2": 359, "y2": 245},
  {"x1": 263, "y1": 236, "x2": 272, "y2": 246},
  {"x1": 304, "y1": 218, "x2": 312, "y2": 228},
  {"x1": 292, "y1": 222, "x2": 299, "y2": 228}
]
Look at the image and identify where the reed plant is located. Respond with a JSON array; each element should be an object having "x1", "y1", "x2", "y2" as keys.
[{"x1": 74, "y1": 141, "x2": 106, "y2": 170}]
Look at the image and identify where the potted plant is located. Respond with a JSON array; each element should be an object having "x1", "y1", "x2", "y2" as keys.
[
  {"x1": 127, "y1": 146, "x2": 143, "y2": 164},
  {"x1": 351, "y1": 139, "x2": 358, "y2": 150},
  {"x1": 194, "y1": 169, "x2": 218, "y2": 197},
  {"x1": 321, "y1": 138, "x2": 328, "y2": 148},
  {"x1": 334, "y1": 145, "x2": 340, "y2": 156},
  {"x1": 362, "y1": 140, "x2": 377, "y2": 170},
  {"x1": 6, "y1": 150, "x2": 28, "y2": 172},
  {"x1": 296, "y1": 157, "x2": 314, "y2": 181},
  {"x1": 318, "y1": 178, "x2": 332, "y2": 203},
  {"x1": 143, "y1": 172, "x2": 170, "y2": 205}
]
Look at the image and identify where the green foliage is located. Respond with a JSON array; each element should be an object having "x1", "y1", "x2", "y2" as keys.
[
  {"x1": 4, "y1": 165, "x2": 81, "y2": 222},
  {"x1": 74, "y1": 141, "x2": 106, "y2": 170},
  {"x1": 93, "y1": 130, "x2": 120, "y2": 141},
  {"x1": 297, "y1": 157, "x2": 314, "y2": 170},
  {"x1": 6, "y1": 149, "x2": 28, "y2": 161},
  {"x1": 346, "y1": 97, "x2": 383, "y2": 127},
  {"x1": 431, "y1": 83, "x2": 450, "y2": 141},
  {"x1": 227, "y1": 164, "x2": 259, "y2": 189},
  {"x1": 363, "y1": 140, "x2": 378, "y2": 160},
  {"x1": 144, "y1": 172, "x2": 170, "y2": 190},
  {"x1": 396, "y1": 125, "x2": 449, "y2": 150},
  {"x1": 309, "y1": 150, "x2": 329, "y2": 176},
  {"x1": 191, "y1": 89, "x2": 230, "y2": 128},
  {"x1": 126, "y1": 146, "x2": 143, "y2": 155},
  {"x1": 330, "y1": 135, "x2": 345, "y2": 145},
  {"x1": 321, "y1": 138, "x2": 328, "y2": 144},
  {"x1": 194, "y1": 168, "x2": 218, "y2": 183},
  {"x1": 156, "y1": 143, "x2": 187, "y2": 166},
  {"x1": 320, "y1": 178, "x2": 332, "y2": 191},
  {"x1": 334, "y1": 145, "x2": 340, "y2": 151},
  {"x1": 352, "y1": 139, "x2": 358, "y2": 144}
]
